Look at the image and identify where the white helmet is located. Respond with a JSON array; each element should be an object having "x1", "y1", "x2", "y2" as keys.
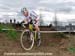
[{"x1": 21, "y1": 7, "x2": 28, "y2": 13}]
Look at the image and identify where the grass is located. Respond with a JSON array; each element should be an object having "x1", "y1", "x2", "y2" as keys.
[
  {"x1": 67, "y1": 35, "x2": 75, "y2": 54},
  {"x1": 49, "y1": 42, "x2": 57, "y2": 47},
  {"x1": 51, "y1": 32, "x2": 67, "y2": 39},
  {"x1": 0, "y1": 24, "x2": 5, "y2": 32},
  {"x1": 68, "y1": 47, "x2": 75, "y2": 53},
  {"x1": 6, "y1": 30, "x2": 18, "y2": 40},
  {"x1": 0, "y1": 24, "x2": 18, "y2": 40}
]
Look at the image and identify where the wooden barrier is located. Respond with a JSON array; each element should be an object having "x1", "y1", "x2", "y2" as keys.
[{"x1": 1, "y1": 29, "x2": 74, "y2": 33}]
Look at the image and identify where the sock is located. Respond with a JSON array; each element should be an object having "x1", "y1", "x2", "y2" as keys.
[{"x1": 37, "y1": 31, "x2": 41, "y2": 39}]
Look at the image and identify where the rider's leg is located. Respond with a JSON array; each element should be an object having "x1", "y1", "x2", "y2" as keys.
[
  {"x1": 34, "y1": 25, "x2": 41, "y2": 46},
  {"x1": 34, "y1": 25, "x2": 40, "y2": 38}
]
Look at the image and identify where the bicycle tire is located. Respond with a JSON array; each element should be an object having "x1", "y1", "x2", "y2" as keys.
[{"x1": 20, "y1": 30, "x2": 34, "y2": 50}]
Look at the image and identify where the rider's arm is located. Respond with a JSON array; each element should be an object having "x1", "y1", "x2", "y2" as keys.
[{"x1": 21, "y1": 18, "x2": 28, "y2": 28}]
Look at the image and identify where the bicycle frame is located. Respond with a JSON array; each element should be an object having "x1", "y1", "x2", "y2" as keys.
[
  {"x1": 29, "y1": 24, "x2": 37, "y2": 40},
  {"x1": 21, "y1": 24, "x2": 40, "y2": 50}
]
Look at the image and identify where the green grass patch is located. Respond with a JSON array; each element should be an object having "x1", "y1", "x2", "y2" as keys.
[
  {"x1": 0, "y1": 24, "x2": 5, "y2": 32},
  {"x1": 0, "y1": 24, "x2": 18, "y2": 40},
  {"x1": 53, "y1": 33, "x2": 67, "y2": 38},
  {"x1": 67, "y1": 47, "x2": 75, "y2": 53},
  {"x1": 49, "y1": 42, "x2": 57, "y2": 47},
  {"x1": 6, "y1": 30, "x2": 18, "y2": 40}
]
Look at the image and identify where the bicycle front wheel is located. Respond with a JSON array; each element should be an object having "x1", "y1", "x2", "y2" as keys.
[{"x1": 20, "y1": 30, "x2": 34, "y2": 50}]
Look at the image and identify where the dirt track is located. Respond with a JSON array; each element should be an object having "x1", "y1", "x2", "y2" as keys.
[{"x1": 0, "y1": 32, "x2": 75, "y2": 56}]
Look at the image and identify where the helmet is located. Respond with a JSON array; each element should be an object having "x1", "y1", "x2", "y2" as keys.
[{"x1": 21, "y1": 7, "x2": 28, "y2": 13}]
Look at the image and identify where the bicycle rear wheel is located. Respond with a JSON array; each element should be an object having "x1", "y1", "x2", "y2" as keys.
[{"x1": 20, "y1": 30, "x2": 34, "y2": 50}]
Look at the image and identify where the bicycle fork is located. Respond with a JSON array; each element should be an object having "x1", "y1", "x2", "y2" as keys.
[
  {"x1": 34, "y1": 31, "x2": 37, "y2": 40},
  {"x1": 30, "y1": 32, "x2": 33, "y2": 41}
]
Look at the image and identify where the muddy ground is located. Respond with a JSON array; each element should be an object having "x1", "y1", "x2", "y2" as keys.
[{"x1": 0, "y1": 32, "x2": 75, "y2": 56}]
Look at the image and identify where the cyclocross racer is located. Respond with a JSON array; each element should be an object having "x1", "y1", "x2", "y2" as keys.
[{"x1": 21, "y1": 7, "x2": 41, "y2": 46}]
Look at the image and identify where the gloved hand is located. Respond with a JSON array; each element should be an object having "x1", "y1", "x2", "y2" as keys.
[{"x1": 20, "y1": 21, "x2": 26, "y2": 28}]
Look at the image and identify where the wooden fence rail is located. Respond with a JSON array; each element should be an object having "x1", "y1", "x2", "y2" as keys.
[{"x1": 1, "y1": 29, "x2": 75, "y2": 33}]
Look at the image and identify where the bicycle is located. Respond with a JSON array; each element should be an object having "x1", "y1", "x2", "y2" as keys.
[{"x1": 20, "y1": 23, "x2": 40, "y2": 50}]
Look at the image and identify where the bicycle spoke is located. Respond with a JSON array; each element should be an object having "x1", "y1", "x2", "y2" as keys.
[{"x1": 20, "y1": 30, "x2": 34, "y2": 50}]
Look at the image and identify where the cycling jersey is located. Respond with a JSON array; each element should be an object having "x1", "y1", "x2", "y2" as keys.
[{"x1": 23, "y1": 10, "x2": 39, "y2": 26}]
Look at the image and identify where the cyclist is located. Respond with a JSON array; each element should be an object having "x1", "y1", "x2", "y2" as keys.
[{"x1": 21, "y1": 7, "x2": 41, "y2": 46}]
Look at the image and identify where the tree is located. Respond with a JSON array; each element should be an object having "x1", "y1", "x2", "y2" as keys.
[
  {"x1": 39, "y1": 9, "x2": 44, "y2": 26},
  {"x1": 53, "y1": 11, "x2": 58, "y2": 30},
  {"x1": 10, "y1": 19, "x2": 12, "y2": 24},
  {"x1": 14, "y1": 19, "x2": 16, "y2": 24},
  {"x1": 39, "y1": 13, "x2": 44, "y2": 26},
  {"x1": 69, "y1": 23, "x2": 72, "y2": 31}
]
